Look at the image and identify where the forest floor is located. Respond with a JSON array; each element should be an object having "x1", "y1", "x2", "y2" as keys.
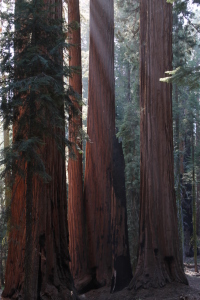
[
  {"x1": 0, "y1": 259, "x2": 200, "y2": 300},
  {"x1": 82, "y1": 258, "x2": 200, "y2": 300}
]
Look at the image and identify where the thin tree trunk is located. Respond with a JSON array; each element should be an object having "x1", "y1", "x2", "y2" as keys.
[
  {"x1": 129, "y1": 0, "x2": 188, "y2": 289},
  {"x1": 174, "y1": 84, "x2": 184, "y2": 262},
  {"x1": 0, "y1": 199, "x2": 1, "y2": 291},
  {"x1": 67, "y1": 0, "x2": 87, "y2": 290},
  {"x1": 196, "y1": 97, "x2": 200, "y2": 238},
  {"x1": 127, "y1": 62, "x2": 131, "y2": 103},
  {"x1": 192, "y1": 126, "x2": 198, "y2": 273}
]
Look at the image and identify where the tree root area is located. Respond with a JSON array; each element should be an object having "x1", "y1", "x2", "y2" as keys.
[
  {"x1": 1, "y1": 267, "x2": 200, "y2": 299},
  {"x1": 77, "y1": 267, "x2": 200, "y2": 300}
]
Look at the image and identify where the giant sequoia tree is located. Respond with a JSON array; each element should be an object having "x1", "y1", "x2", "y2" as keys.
[
  {"x1": 84, "y1": 0, "x2": 131, "y2": 290},
  {"x1": 67, "y1": 0, "x2": 87, "y2": 288},
  {"x1": 83, "y1": 0, "x2": 115, "y2": 286},
  {"x1": 129, "y1": 0, "x2": 188, "y2": 289},
  {"x1": 1, "y1": 0, "x2": 77, "y2": 298}
]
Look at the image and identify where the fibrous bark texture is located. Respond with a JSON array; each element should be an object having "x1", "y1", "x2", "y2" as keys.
[
  {"x1": 2, "y1": 0, "x2": 76, "y2": 298},
  {"x1": 129, "y1": 0, "x2": 188, "y2": 290},
  {"x1": 3, "y1": 138, "x2": 75, "y2": 300},
  {"x1": 3, "y1": 137, "x2": 76, "y2": 300},
  {"x1": 68, "y1": 0, "x2": 86, "y2": 289},
  {"x1": 84, "y1": 0, "x2": 131, "y2": 290},
  {"x1": 84, "y1": 0, "x2": 115, "y2": 285}
]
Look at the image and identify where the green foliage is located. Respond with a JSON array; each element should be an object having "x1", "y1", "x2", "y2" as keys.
[
  {"x1": 167, "y1": 0, "x2": 200, "y2": 6},
  {"x1": 0, "y1": 0, "x2": 76, "y2": 184},
  {"x1": 162, "y1": 66, "x2": 200, "y2": 90}
]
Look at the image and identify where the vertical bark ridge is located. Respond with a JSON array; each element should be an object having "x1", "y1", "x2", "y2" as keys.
[
  {"x1": 129, "y1": 0, "x2": 188, "y2": 290},
  {"x1": 84, "y1": 0, "x2": 115, "y2": 285},
  {"x1": 84, "y1": 0, "x2": 131, "y2": 291},
  {"x1": 2, "y1": 0, "x2": 76, "y2": 298},
  {"x1": 68, "y1": 0, "x2": 87, "y2": 289}
]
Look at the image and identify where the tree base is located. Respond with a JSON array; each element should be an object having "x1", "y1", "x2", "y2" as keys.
[
  {"x1": 75, "y1": 273, "x2": 106, "y2": 294},
  {"x1": 129, "y1": 259, "x2": 188, "y2": 290},
  {"x1": 2, "y1": 284, "x2": 79, "y2": 300},
  {"x1": 74, "y1": 274, "x2": 93, "y2": 293}
]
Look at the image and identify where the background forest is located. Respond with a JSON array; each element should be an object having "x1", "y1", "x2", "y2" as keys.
[{"x1": 0, "y1": 0, "x2": 200, "y2": 299}]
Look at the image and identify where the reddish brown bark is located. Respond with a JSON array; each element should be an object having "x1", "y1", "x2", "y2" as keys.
[
  {"x1": 67, "y1": 0, "x2": 87, "y2": 289},
  {"x1": 2, "y1": 0, "x2": 76, "y2": 298},
  {"x1": 83, "y1": 0, "x2": 115, "y2": 285},
  {"x1": 84, "y1": 0, "x2": 131, "y2": 290},
  {"x1": 3, "y1": 137, "x2": 76, "y2": 299},
  {"x1": 129, "y1": 0, "x2": 188, "y2": 290}
]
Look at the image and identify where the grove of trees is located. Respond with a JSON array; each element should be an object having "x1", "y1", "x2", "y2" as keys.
[{"x1": 0, "y1": 0, "x2": 199, "y2": 299}]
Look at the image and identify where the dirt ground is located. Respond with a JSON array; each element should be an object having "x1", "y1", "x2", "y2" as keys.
[
  {"x1": 82, "y1": 263, "x2": 200, "y2": 300},
  {"x1": 0, "y1": 262, "x2": 200, "y2": 300}
]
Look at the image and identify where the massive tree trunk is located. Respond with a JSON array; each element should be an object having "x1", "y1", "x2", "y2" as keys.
[
  {"x1": 3, "y1": 136, "x2": 76, "y2": 300},
  {"x1": 67, "y1": 0, "x2": 87, "y2": 290},
  {"x1": 83, "y1": 0, "x2": 115, "y2": 286},
  {"x1": 129, "y1": 0, "x2": 188, "y2": 290},
  {"x1": 2, "y1": 0, "x2": 77, "y2": 299},
  {"x1": 84, "y1": 0, "x2": 131, "y2": 289}
]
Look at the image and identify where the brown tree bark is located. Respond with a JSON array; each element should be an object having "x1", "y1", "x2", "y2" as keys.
[
  {"x1": 84, "y1": 0, "x2": 131, "y2": 290},
  {"x1": 83, "y1": 0, "x2": 115, "y2": 286},
  {"x1": 2, "y1": 0, "x2": 77, "y2": 299},
  {"x1": 129, "y1": 0, "x2": 188, "y2": 290},
  {"x1": 3, "y1": 136, "x2": 76, "y2": 300},
  {"x1": 67, "y1": 0, "x2": 87, "y2": 291}
]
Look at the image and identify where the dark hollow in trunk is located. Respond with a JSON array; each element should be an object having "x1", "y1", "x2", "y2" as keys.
[{"x1": 111, "y1": 137, "x2": 132, "y2": 293}]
